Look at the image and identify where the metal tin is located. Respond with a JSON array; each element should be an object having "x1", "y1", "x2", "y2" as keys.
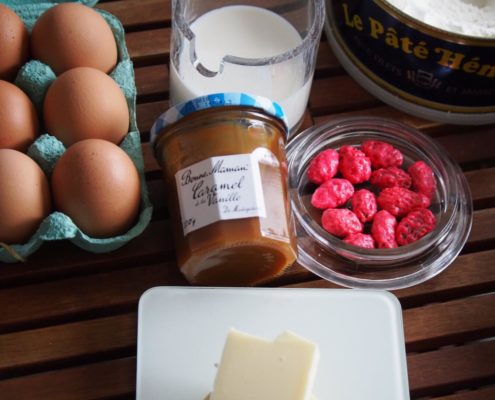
[{"x1": 325, "y1": 0, "x2": 495, "y2": 124}]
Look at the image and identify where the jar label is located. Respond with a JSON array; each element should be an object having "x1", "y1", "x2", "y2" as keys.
[{"x1": 175, "y1": 150, "x2": 272, "y2": 236}]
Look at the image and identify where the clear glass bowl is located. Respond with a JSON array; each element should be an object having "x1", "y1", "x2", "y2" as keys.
[{"x1": 287, "y1": 117, "x2": 473, "y2": 290}]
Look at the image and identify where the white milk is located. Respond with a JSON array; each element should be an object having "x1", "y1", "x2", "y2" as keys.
[{"x1": 170, "y1": 5, "x2": 312, "y2": 131}]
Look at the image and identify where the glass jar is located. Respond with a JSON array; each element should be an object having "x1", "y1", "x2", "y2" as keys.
[
  {"x1": 151, "y1": 93, "x2": 297, "y2": 286},
  {"x1": 287, "y1": 117, "x2": 473, "y2": 290},
  {"x1": 170, "y1": 0, "x2": 325, "y2": 133}
]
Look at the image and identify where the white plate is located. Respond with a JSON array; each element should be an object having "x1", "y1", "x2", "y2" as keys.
[{"x1": 136, "y1": 287, "x2": 410, "y2": 400}]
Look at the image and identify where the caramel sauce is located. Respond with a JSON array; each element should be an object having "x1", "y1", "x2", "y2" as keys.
[{"x1": 156, "y1": 107, "x2": 297, "y2": 285}]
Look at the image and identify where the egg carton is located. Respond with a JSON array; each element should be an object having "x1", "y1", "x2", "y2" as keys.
[{"x1": 0, "y1": 1, "x2": 153, "y2": 263}]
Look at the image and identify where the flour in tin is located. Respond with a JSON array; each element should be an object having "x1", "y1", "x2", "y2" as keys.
[{"x1": 386, "y1": 0, "x2": 495, "y2": 38}]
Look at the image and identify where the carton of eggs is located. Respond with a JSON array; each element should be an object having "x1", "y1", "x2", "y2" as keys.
[{"x1": 0, "y1": 1, "x2": 152, "y2": 263}]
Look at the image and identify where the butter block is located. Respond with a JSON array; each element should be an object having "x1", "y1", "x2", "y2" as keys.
[{"x1": 210, "y1": 329, "x2": 319, "y2": 400}]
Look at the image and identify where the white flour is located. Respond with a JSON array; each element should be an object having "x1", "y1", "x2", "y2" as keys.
[{"x1": 386, "y1": 0, "x2": 495, "y2": 38}]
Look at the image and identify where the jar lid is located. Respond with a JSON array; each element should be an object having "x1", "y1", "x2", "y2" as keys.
[{"x1": 150, "y1": 93, "x2": 289, "y2": 148}]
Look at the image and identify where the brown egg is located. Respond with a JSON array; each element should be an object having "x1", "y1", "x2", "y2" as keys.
[
  {"x1": 44, "y1": 67, "x2": 130, "y2": 147},
  {"x1": 31, "y1": 3, "x2": 117, "y2": 75},
  {"x1": 0, "y1": 80, "x2": 39, "y2": 151},
  {"x1": 0, "y1": 149, "x2": 51, "y2": 244},
  {"x1": 51, "y1": 139, "x2": 141, "y2": 238},
  {"x1": 0, "y1": 4, "x2": 29, "y2": 81}
]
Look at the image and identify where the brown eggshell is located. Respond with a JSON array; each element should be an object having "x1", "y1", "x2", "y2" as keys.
[
  {"x1": 0, "y1": 80, "x2": 39, "y2": 151},
  {"x1": 43, "y1": 67, "x2": 130, "y2": 147},
  {"x1": 0, "y1": 149, "x2": 52, "y2": 244},
  {"x1": 31, "y1": 3, "x2": 117, "y2": 75},
  {"x1": 0, "y1": 4, "x2": 29, "y2": 81},
  {"x1": 51, "y1": 139, "x2": 141, "y2": 238}
]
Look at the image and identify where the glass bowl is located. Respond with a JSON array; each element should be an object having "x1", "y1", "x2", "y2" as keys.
[{"x1": 287, "y1": 117, "x2": 473, "y2": 290}]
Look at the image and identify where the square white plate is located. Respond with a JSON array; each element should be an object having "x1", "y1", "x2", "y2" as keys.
[{"x1": 136, "y1": 287, "x2": 410, "y2": 400}]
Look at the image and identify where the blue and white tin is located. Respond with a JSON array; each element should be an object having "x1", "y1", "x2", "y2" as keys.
[{"x1": 325, "y1": 0, "x2": 495, "y2": 125}]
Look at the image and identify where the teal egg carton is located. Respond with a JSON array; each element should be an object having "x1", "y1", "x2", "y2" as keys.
[{"x1": 0, "y1": 1, "x2": 153, "y2": 263}]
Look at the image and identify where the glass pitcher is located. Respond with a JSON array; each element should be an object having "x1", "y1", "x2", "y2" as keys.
[{"x1": 169, "y1": 0, "x2": 325, "y2": 133}]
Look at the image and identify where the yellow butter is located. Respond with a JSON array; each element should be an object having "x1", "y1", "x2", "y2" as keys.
[{"x1": 209, "y1": 328, "x2": 319, "y2": 400}]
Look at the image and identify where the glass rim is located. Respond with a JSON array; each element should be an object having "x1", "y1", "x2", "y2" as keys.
[{"x1": 172, "y1": 0, "x2": 326, "y2": 71}]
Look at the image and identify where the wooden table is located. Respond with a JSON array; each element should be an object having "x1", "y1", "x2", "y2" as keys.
[{"x1": 1, "y1": 1, "x2": 494, "y2": 398}]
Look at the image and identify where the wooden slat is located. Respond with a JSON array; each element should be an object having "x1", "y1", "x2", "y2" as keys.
[
  {"x1": 0, "y1": 341, "x2": 493, "y2": 399},
  {"x1": 469, "y1": 208, "x2": 495, "y2": 248},
  {"x1": 311, "y1": 97, "x2": 495, "y2": 144},
  {"x1": 135, "y1": 64, "x2": 169, "y2": 99},
  {"x1": 285, "y1": 249, "x2": 495, "y2": 307},
  {"x1": 436, "y1": 128, "x2": 495, "y2": 166},
  {"x1": 0, "y1": 220, "x2": 174, "y2": 287},
  {"x1": 403, "y1": 293, "x2": 495, "y2": 352},
  {"x1": 315, "y1": 40, "x2": 343, "y2": 76},
  {"x1": 0, "y1": 263, "x2": 187, "y2": 333},
  {"x1": 136, "y1": 100, "x2": 168, "y2": 137},
  {"x1": 433, "y1": 386, "x2": 495, "y2": 400},
  {"x1": 147, "y1": 179, "x2": 168, "y2": 219},
  {"x1": 313, "y1": 105, "x2": 443, "y2": 133},
  {"x1": 0, "y1": 358, "x2": 136, "y2": 400},
  {"x1": 100, "y1": 0, "x2": 292, "y2": 32},
  {"x1": 408, "y1": 341, "x2": 495, "y2": 397},
  {"x1": 142, "y1": 142, "x2": 162, "y2": 174},
  {"x1": 0, "y1": 314, "x2": 136, "y2": 374},
  {"x1": 98, "y1": 0, "x2": 170, "y2": 28},
  {"x1": 1, "y1": 293, "x2": 493, "y2": 376},
  {"x1": 466, "y1": 167, "x2": 495, "y2": 209},
  {"x1": 308, "y1": 75, "x2": 382, "y2": 114},
  {"x1": 126, "y1": 28, "x2": 170, "y2": 64}
]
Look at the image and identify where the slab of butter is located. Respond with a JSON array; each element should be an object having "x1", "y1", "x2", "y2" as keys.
[{"x1": 208, "y1": 328, "x2": 319, "y2": 400}]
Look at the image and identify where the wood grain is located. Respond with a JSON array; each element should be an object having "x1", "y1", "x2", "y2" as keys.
[
  {"x1": 126, "y1": 28, "x2": 170, "y2": 65},
  {"x1": 0, "y1": 263, "x2": 187, "y2": 333},
  {"x1": 0, "y1": 358, "x2": 136, "y2": 400},
  {"x1": 98, "y1": 0, "x2": 171, "y2": 28},
  {"x1": 1, "y1": 1, "x2": 494, "y2": 399},
  {"x1": 433, "y1": 386, "x2": 495, "y2": 400},
  {"x1": 408, "y1": 341, "x2": 495, "y2": 397},
  {"x1": 1, "y1": 341, "x2": 493, "y2": 399},
  {"x1": 0, "y1": 314, "x2": 136, "y2": 374},
  {"x1": 403, "y1": 293, "x2": 495, "y2": 352},
  {"x1": 135, "y1": 64, "x2": 169, "y2": 100},
  {"x1": 0, "y1": 221, "x2": 174, "y2": 288},
  {"x1": 1, "y1": 293, "x2": 493, "y2": 376},
  {"x1": 285, "y1": 249, "x2": 495, "y2": 307}
]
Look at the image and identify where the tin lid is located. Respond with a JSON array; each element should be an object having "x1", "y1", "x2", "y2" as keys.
[{"x1": 150, "y1": 93, "x2": 289, "y2": 149}]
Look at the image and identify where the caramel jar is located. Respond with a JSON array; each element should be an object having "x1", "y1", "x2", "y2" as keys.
[{"x1": 151, "y1": 93, "x2": 297, "y2": 286}]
